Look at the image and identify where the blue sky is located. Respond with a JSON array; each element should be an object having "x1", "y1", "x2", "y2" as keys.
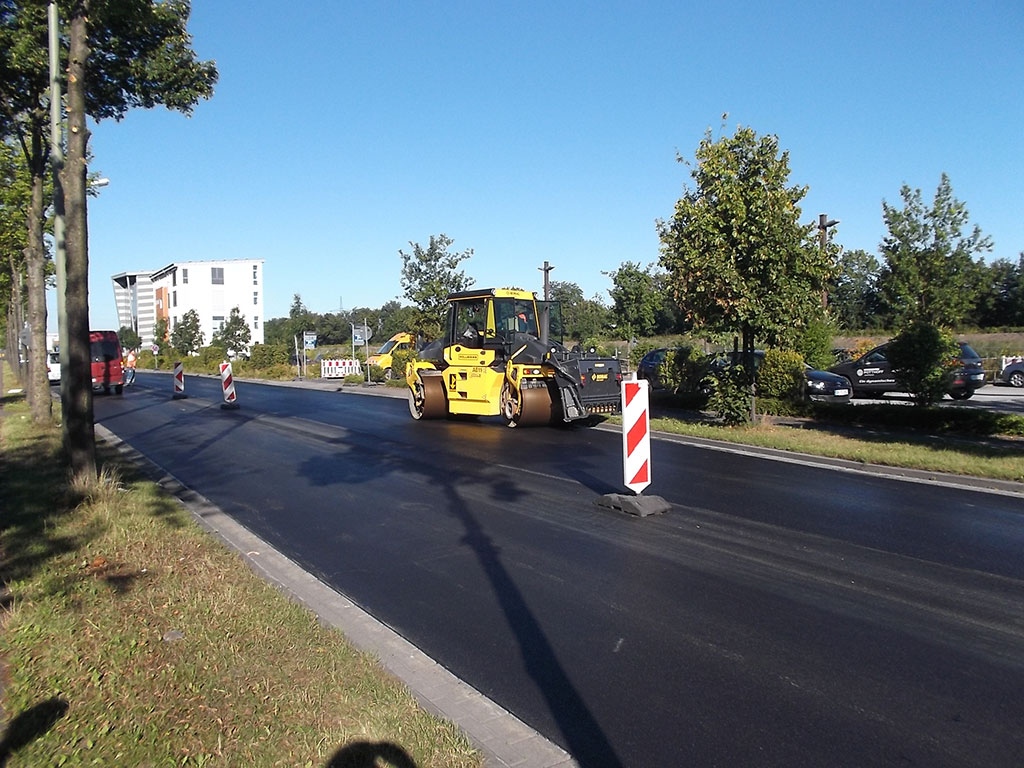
[{"x1": 75, "y1": 0, "x2": 1024, "y2": 330}]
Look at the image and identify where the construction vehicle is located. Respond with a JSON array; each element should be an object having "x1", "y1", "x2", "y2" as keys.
[{"x1": 406, "y1": 288, "x2": 622, "y2": 426}]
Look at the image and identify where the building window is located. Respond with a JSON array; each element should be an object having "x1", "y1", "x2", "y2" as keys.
[
  {"x1": 254, "y1": 317, "x2": 259, "y2": 329},
  {"x1": 253, "y1": 265, "x2": 258, "y2": 285},
  {"x1": 213, "y1": 315, "x2": 225, "y2": 331},
  {"x1": 253, "y1": 291, "x2": 258, "y2": 305},
  {"x1": 173, "y1": 316, "x2": 178, "y2": 328},
  {"x1": 212, "y1": 267, "x2": 224, "y2": 285},
  {"x1": 172, "y1": 291, "x2": 177, "y2": 307},
  {"x1": 182, "y1": 268, "x2": 188, "y2": 285}
]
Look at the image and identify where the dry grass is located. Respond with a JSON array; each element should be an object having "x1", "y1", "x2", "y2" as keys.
[{"x1": 0, "y1": 390, "x2": 481, "y2": 767}]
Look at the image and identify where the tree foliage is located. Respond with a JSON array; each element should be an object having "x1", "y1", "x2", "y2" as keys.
[
  {"x1": 604, "y1": 261, "x2": 660, "y2": 338},
  {"x1": 170, "y1": 307, "x2": 203, "y2": 355},
  {"x1": 212, "y1": 306, "x2": 251, "y2": 357},
  {"x1": 399, "y1": 234, "x2": 473, "y2": 338},
  {"x1": 549, "y1": 280, "x2": 609, "y2": 342},
  {"x1": 658, "y1": 125, "x2": 835, "y2": 367},
  {"x1": 118, "y1": 324, "x2": 141, "y2": 351},
  {"x1": 878, "y1": 174, "x2": 992, "y2": 327}
]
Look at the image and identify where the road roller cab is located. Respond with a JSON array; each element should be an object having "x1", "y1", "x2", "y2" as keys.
[{"x1": 406, "y1": 288, "x2": 622, "y2": 427}]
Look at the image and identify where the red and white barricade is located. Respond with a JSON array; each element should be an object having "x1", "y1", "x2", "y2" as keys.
[
  {"x1": 321, "y1": 359, "x2": 363, "y2": 378},
  {"x1": 621, "y1": 376, "x2": 651, "y2": 494},
  {"x1": 172, "y1": 361, "x2": 187, "y2": 399},
  {"x1": 219, "y1": 361, "x2": 240, "y2": 409}
]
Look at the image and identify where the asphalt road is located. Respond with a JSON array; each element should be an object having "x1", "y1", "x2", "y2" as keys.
[
  {"x1": 95, "y1": 372, "x2": 1024, "y2": 768},
  {"x1": 853, "y1": 383, "x2": 1024, "y2": 412}
]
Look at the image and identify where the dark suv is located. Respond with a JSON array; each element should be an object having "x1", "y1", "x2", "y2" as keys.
[{"x1": 829, "y1": 341, "x2": 985, "y2": 400}]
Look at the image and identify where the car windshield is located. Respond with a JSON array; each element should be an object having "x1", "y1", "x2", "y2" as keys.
[
  {"x1": 376, "y1": 340, "x2": 398, "y2": 354},
  {"x1": 90, "y1": 340, "x2": 120, "y2": 361}
]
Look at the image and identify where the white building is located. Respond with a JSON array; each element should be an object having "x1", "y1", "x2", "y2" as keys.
[{"x1": 112, "y1": 258, "x2": 265, "y2": 350}]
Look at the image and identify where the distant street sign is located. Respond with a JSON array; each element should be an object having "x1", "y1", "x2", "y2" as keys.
[
  {"x1": 151, "y1": 343, "x2": 159, "y2": 354},
  {"x1": 303, "y1": 331, "x2": 317, "y2": 350}
]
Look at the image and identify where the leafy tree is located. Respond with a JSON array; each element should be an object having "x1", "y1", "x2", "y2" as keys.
[
  {"x1": 886, "y1": 321, "x2": 959, "y2": 406},
  {"x1": 604, "y1": 261, "x2": 661, "y2": 338},
  {"x1": 969, "y1": 256, "x2": 1022, "y2": 328},
  {"x1": 0, "y1": 0, "x2": 217, "y2": 477},
  {"x1": 118, "y1": 324, "x2": 141, "y2": 351},
  {"x1": 152, "y1": 316, "x2": 170, "y2": 358},
  {"x1": 212, "y1": 306, "x2": 251, "y2": 357},
  {"x1": 829, "y1": 249, "x2": 882, "y2": 330},
  {"x1": 170, "y1": 308, "x2": 203, "y2": 355},
  {"x1": 877, "y1": 174, "x2": 992, "y2": 327},
  {"x1": 658, "y1": 124, "x2": 834, "y2": 397},
  {"x1": 399, "y1": 234, "x2": 473, "y2": 338}
]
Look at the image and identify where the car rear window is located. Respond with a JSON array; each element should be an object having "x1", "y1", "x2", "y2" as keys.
[{"x1": 959, "y1": 343, "x2": 981, "y2": 359}]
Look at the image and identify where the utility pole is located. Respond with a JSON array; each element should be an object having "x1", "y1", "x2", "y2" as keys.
[
  {"x1": 818, "y1": 213, "x2": 839, "y2": 309},
  {"x1": 538, "y1": 261, "x2": 554, "y2": 345}
]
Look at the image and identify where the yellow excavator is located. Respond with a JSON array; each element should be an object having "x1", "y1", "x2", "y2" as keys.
[{"x1": 406, "y1": 288, "x2": 622, "y2": 427}]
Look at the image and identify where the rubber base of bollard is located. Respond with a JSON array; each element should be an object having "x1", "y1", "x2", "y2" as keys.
[
  {"x1": 172, "y1": 393, "x2": 188, "y2": 400},
  {"x1": 220, "y1": 401, "x2": 240, "y2": 410},
  {"x1": 594, "y1": 493, "x2": 670, "y2": 517}
]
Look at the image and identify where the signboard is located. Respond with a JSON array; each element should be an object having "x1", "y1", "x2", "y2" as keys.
[
  {"x1": 352, "y1": 324, "x2": 372, "y2": 346},
  {"x1": 151, "y1": 343, "x2": 160, "y2": 354},
  {"x1": 303, "y1": 331, "x2": 317, "y2": 350}
]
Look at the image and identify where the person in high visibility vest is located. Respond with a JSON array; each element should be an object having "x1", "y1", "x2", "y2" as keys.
[{"x1": 124, "y1": 348, "x2": 137, "y2": 385}]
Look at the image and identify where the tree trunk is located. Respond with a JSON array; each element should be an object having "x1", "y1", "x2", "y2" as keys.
[
  {"x1": 60, "y1": 2, "x2": 96, "y2": 479},
  {"x1": 25, "y1": 123, "x2": 52, "y2": 423},
  {"x1": 742, "y1": 322, "x2": 757, "y2": 422}
]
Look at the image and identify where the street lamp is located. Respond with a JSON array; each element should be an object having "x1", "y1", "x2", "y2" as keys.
[{"x1": 818, "y1": 213, "x2": 840, "y2": 309}]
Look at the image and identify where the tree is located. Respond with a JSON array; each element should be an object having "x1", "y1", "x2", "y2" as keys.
[
  {"x1": 118, "y1": 324, "x2": 140, "y2": 351},
  {"x1": 877, "y1": 174, "x2": 992, "y2": 328},
  {"x1": 829, "y1": 249, "x2": 882, "y2": 330},
  {"x1": 212, "y1": 306, "x2": 251, "y2": 357},
  {"x1": 0, "y1": 0, "x2": 217, "y2": 477},
  {"x1": 968, "y1": 256, "x2": 1021, "y2": 328},
  {"x1": 603, "y1": 262, "x2": 661, "y2": 339},
  {"x1": 399, "y1": 234, "x2": 473, "y2": 338},
  {"x1": 658, "y1": 124, "x2": 834, "y2": 392},
  {"x1": 170, "y1": 308, "x2": 202, "y2": 355}
]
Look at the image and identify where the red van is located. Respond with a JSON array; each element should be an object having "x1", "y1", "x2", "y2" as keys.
[{"x1": 90, "y1": 330, "x2": 123, "y2": 394}]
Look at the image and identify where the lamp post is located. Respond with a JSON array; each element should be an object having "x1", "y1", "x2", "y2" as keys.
[
  {"x1": 818, "y1": 213, "x2": 839, "y2": 309},
  {"x1": 538, "y1": 260, "x2": 554, "y2": 345}
]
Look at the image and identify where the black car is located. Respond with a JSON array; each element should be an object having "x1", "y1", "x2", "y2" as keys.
[{"x1": 829, "y1": 341, "x2": 985, "y2": 400}]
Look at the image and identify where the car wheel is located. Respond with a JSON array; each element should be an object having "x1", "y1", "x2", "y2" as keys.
[
  {"x1": 949, "y1": 389, "x2": 973, "y2": 400},
  {"x1": 1009, "y1": 370, "x2": 1024, "y2": 388}
]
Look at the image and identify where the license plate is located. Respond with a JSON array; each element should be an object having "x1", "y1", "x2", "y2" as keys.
[{"x1": 834, "y1": 388, "x2": 849, "y2": 396}]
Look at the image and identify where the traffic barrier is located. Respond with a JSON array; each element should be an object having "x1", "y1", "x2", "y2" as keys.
[
  {"x1": 219, "y1": 361, "x2": 240, "y2": 410},
  {"x1": 622, "y1": 377, "x2": 651, "y2": 494},
  {"x1": 593, "y1": 374, "x2": 669, "y2": 517},
  {"x1": 172, "y1": 361, "x2": 187, "y2": 399},
  {"x1": 321, "y1": 359, "x2": 363, "y2": 378}
]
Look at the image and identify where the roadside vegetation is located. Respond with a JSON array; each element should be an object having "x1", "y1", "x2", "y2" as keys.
[{"x1": 0, "y1": 386, "x2": 481, "y2": 767}]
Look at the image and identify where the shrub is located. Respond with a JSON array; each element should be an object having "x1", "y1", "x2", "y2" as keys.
[
  {"x1": 758, "y1": 349, "x2": 805, "y2": 401},
  {"x1": 794, "y1": 317, "x2": 837, "y2": 371},
  {"x1": 196, "y1": 345, "x2": 228, "y2": 373},
  {"x1": 368, "y1": 364, "x2": 385, "y2": 383},
  {"x1": 705, "y1": 365, "x2": 750, "y2": 425},
  {"x1": 661, "y1": 348, "x2": 712, "y2": 399},
  {"x1": 887, "y1": 322, "x2": 959, "y2": 406},
  {"x1": 390, "y1": 349, "x2": 416, "y2": 380},
  {"x1": 250, "y1": 344, "x2": 289, "y2": 368},
  {"x1": 343, "y1": 373, "x2": 364, "y2": 384}
]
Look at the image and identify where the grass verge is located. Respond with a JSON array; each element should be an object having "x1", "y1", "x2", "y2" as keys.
[{"x1": 0, "y1": 389, "x2": 481, "y2": 767}]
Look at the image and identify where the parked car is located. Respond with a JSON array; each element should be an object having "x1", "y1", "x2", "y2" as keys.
[
  {"x1": 829, "y1": 341, "x2": 985, "y2": 400},
  {"x1": 47, "y1": 351, "x2": 61, "y2": 384},
  {"x1": 998, "y1": 357, "x2": 1024, "y2": 388}
]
